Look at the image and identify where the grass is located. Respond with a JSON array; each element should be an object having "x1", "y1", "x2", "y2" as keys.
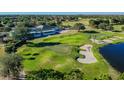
[
  {"x1": 0, "y1": 44, "x2": 4, "y2": 56},
  {"x1": 113, "y1": 25, "x2": 124, "y2": 31},
  {"x1": 19, "y1": 43, "x2": 79, "y2": 72},
  {"x1": 0, "y1": 17, "x2": 123, "y2": 79},
  {"x1": 17, "y1": 19, "x2": 124, "y2": 79},
  {"x1": 62, "y1": 18, "x2": 90, "y2": 27},
  {"x1": 18, "y1": 32, "x2": 90, "y2": 71},
  {"x1": 17, "y1": 31, "x2": 115, "y2": 79}
]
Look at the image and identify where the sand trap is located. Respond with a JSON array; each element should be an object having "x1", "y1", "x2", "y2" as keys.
[
  {"x1": 91, "y1": 36, "x2": 123, "y2": 45},
  {"x1": 77, "y1": 44, "x2": 97, "y2": 64},
  {"x1": 102, "y1": 39, "x2": 113, "y2": 43},
  {"x1": 90, "y1": 39, "x2": 106, "y2": 44}
]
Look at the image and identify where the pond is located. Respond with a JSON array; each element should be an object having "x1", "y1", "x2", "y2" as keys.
[{"x1": 100, "y1": 43, "x2": 124, "y2": 73}]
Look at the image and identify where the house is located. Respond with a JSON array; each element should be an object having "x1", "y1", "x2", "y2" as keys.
[
  {"x1": 0, "y1": 33, "x2": 8, "y2": 43},
  {"x1": 41, "y1": 25, "x2": 60, "y2": 36},
  {"x1": 9, "y1": 25, "x2": 61, "y2": 39},
  {"x1": 29, "y1": 25, "x2": 60, "y2": 37},
  {"x1": 29, "y1": 31, "x2": 42, "y2": 38}
]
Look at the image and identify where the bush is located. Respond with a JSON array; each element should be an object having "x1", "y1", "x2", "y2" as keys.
[
  {"x1": 73, "y1": 23, "x2": 85, "y2": 31},
  {"x1": 32, "y1": 53, "x2": 39, "y2": 56},
  {"x1": 23, "y1": 53, "x2": 31, "y2": 56},
  {"x1": 0, "y1": 54, "x2": 23, "y2": 79},
  {"x1": 26, "y1": 69, "x2": 84, "y2": 80},
  {"x1": 5, "y1": 43, "x2": 13, "y2": 53},
  {"x1": 105, "y1": 25, "x2": 113, "y2": 31},
  {"x1": 26, "y1": 69, "x2": 64, "y2": 80},
  {"x1": 28, "y1": 57, "x2": 36, "y2": 60},
  {"x1": 113, "y1": 30, "x2": 122, "y2": 32},
  {"x1": 64, "y1": 69, "x2": 84, "y2": 80},
  {"x1": 121, "y1": 26, "x2": 124, "y2": 31},
  {"x1": 5, "y1": 40, "x2": 26, "y2": 53},
  {"x1": 78, "y1": 54, "x2": 85, "y2": 59},
  {"x1": 94, "y1": 73, "x2": 112, "y2": 80},
  {"x1": 98, "y1": 23, "x2": 107, "y2": 29},
  {"x1": 118, "y1": 73, "x2": 124, "y2": 80},
  {"x1": 83, "y1": 30, "x2": 99, "y2": 33}
]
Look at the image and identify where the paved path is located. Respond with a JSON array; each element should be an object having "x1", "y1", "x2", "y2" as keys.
[
  {"x1": 59, "y1": 30, "x2": 70, "y2": 34},
  {"x1": 77, "y1": 44, "x2": 97, "y2": 64}
]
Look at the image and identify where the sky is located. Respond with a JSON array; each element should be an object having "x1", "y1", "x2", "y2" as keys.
[{"x1": 0, "y1": 12, "x2": 124, "y2": 15}]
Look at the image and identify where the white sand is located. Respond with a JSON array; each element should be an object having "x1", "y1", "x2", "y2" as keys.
[
  {"x1": 91, "y1": 36, "x2": 123, "y2": 45},
  {"x1": 77, "y1": 44, "x2": 97, "y2": 64}
]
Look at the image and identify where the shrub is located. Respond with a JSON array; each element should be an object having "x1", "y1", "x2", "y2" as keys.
[
  {"x1": 64, "y1": 69, "x2": 84, "y2": 80},
  {"x1": 121, "y1": 26, "x2": 124, "y2": 31},
  {"x1": 73, "y1": 23, "x2": 85, "y2": 31},
  {"x1": 0, "y1": 54, "x2": 23, "y2": 79},
  {"x1": 118, "y1": 73, "x2": 124, "y2": 80},
  {"x1": 26, "y1": 69, "x2": 84, "y2": 80},
  {"x1": 5, "y1": 40, "x2": 26, "y2": 53},
  {"x1": 94, "y1": 73, "x2": 112, "y2": 80},
  {"x1": 26, "y1": 69, "x2": 64, "y2": 80},
  {"x1": 23, "y1": 53, "x2": 31, "y2": 56},
  {"x1": 28, "y1": 57, "x2": 35, "y2": 60},
  {"x1": 32, "y1": 53, "x2": 39, "y2": 56}
]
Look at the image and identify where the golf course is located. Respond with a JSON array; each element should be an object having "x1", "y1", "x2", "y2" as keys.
[
  {"x1": 1, "y1": 15, "x2": 124, "y2": 80},
  {"x1": 17, "y1": 18, "x2": 124, "y2": 79}
]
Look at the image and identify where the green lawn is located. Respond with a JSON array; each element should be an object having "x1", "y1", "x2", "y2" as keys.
[
  {"x1": 0, "y1": 44, "x2": 4, "y2": 56},
  {"x1": 62, "y1": 18, "x2": 90, "y2": 26},
  {"x1": 113, "y1": 25, "x2": 124, "y2": 31},
  {"x1": 17, "y1": 19, "x2": 124, "y2": 79},
  {"x1": 17, "y1": 32, "x2": 115, "y2": 79}
]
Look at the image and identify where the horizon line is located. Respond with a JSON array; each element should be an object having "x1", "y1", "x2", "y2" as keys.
[{"x1": 0, "y1": 12, "x2": 124, "y2": 15}]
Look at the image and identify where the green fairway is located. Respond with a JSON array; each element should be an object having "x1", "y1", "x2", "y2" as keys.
[
  {"x1": 17, "y1": 18, "x2": 124, "y2": 80},
  {"x1": 0, "y1": 44, "x2": 4, "y2": 56},
  {"x1": 113, "y1": 25, "x2": 124, "y2": 31},
  {"x1": 62, "y1": 18, "x2": 90, "y2": 26},
  {"x1": 17, "y1": 32, "x2": 114, "y2": 79},
  {"x1": 2, "y1": 15, "x2": 124, "y2": 80}
]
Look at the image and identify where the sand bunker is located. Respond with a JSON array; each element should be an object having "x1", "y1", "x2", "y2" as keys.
[{"x1": 77, "y1": 44, "x2": 97, "y2": 64}]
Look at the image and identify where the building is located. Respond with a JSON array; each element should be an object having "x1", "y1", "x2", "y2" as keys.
[
  {"x1": 9, "y1": 25, "x2": 61, "y2": 39},
  {"x1": 0, "y1": 33, "x2": 8, "y2": 43},
  {"x1": 29, "y1": 25, "x2": 60, "y2": 38}
]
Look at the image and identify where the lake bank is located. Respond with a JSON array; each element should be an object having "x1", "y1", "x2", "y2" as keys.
[{"x1": 100, "y1": 43, "x2": 124, "y2": 73}]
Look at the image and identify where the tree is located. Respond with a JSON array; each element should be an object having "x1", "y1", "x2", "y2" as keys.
[
  {"x1": 14, "y1": 23, "x2": 29, "y2": 40},
  {"x1": 89, "y1": 19, "x2": 103, "y2": 28},
  {"x1": 64, "y1": 69, "x2": 84, "y2": 80},
  {"x1": 94, "y1": 73, "x2": 112, "y2": 80},
  {"x1": 73, "y1": 23, "x2": 85, "y2": 32},
  {"x1": 119, "y1": 73, "x2": 124, "y2": 80},
  {"x1": 4, "y1": 27, "x2": 12, "y2": 32},
  {"x1": 111, "y1": 18, "x2": 120, "y2": 24},
  {"x1": 0, "y1": 53, "x2": 23, "y2": 79},
  {"x1": 89, "y1": 19, "x2": 110, "y2": 29},
  {"x1": 6, "y1": 22, "x2": 15, "y2": 27},
  {"x1": 0, "y1": 23, "x2": 3, "y2": 27},
  {"x1": 105, "y1": 25, "x2": 113, "y2": 31},
  {"x1": 121, "y1": 26, "x2": 124, "y2": 31},
  {"x1": 89, "y1": 19, "x2": 98, "y2": 28},
  {"x1": 98, "y1": 23, "x2": 107, "y2": 30},
  {"x1": 26, "y1": 69, "x2": 64, "y2": 80},
  {"x1": 26, "y1": 69, "x2": 84, "y2": 80}
]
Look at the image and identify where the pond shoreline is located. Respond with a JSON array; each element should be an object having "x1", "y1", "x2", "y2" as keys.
[{"x1": 97, "y1": 40, "x2": 124, "y2": 79}]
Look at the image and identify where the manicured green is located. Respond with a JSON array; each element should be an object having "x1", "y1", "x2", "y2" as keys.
[
  {"x1": 18, "y1": 31, "x2": 116, "y2": 79},
  {"x1": 17, "y1": 19, "x2": 124, "y2": 79}
]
